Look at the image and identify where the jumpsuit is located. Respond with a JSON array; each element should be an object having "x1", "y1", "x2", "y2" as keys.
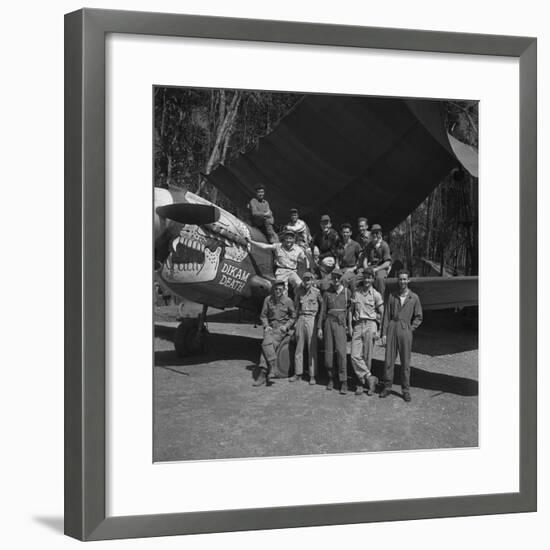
[
  {"x1": 381, "y1": 291, "x2": 423, "y2": 391},
  {"x1": 320, "y1": 287, "x2": 350, "y2": 382}
]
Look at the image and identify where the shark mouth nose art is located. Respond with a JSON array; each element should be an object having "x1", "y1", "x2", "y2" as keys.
[
  {"x1": 168, "y1": 234, "x2": 222, "y2": 274},
  {"x1": 162, "y1": 225, "x2": 227, "y2": 283}
]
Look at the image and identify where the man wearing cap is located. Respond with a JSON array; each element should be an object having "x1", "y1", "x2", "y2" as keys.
[
  {"x1": 337, "y1": 222, "x2": 362, "y2": 287},
  {"x1": 380, "y1": 270, "x2": 423, "y2": 402},
  {"x1": 363, "y1": 224, "x2": 392, "y2": 297},
  {"x1": 349, "y1": 268, "x2": 384, "y2": 396},
  {"x1": 318, "y1": 269, "x2": 351, "y2": 394},
  {"x1": 247, "y1": 184, "x2": 278, "y2": 243},
  {"x1": 249, "y1": 229, "x2": 306, "y2": 292},
  {"x1": 311, "y1": 215, "x2": 341, "y2": 269},
  {"x1": 291, "y1": 272, "x2": 322, "y2": 385},
  {"x1": 254, "y1": 280, "x2": 296, "y2": 387}
]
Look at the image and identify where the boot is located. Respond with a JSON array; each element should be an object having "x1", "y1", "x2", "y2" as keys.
[
  {"x1": 326, "y1": 377, "x2": 334, "y2": 391},
  {"x1": 266, "y1": 361, "x2": 277, "y2": 385},
  {"x1": 253, "y1": 370, "x2": 267, "y2": 387},
  {"x1": 339, "y1": 381, "x2": 348, "y2": 395},
  {"x1": 309, "y1": 376, "x2": 316, "y2": 386},
  {"x1": 366, "y1": 375, "x2": 378, "y2": 396},
  {"x1": 289, "y1": 374, "x2": 301, "y2": 382},
  {"x1": 379, "y1": 387, "x2": 391, "y2": 398}
]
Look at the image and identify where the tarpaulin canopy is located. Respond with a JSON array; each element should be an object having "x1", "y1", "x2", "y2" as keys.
[{"x1": 206, "y1": 94, "x2": 477, "y2": 232}]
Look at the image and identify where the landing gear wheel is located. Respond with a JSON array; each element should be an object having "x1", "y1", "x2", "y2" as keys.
[{"x1": 174, "y1": 319, "x2": 207, "y2": 357}]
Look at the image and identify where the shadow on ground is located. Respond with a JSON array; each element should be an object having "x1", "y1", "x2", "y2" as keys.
[
  {"x1": 155, "y1": 325, "x2": 259, "y2": 366},
  {"x1": 154, "y1": 303, "x2": 256, "y2": 325},
  {"x1": 370, "y1": 359, "x2": 478, "y2": 396},
  {"x1": 246, "y1": 357, "x2": 477, "y2": 397},
  {"x1": 413, "y1": 309, "x2": 478, "y2": 356}
]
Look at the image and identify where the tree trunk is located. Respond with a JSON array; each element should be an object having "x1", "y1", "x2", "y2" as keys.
[
  {"x1": 406, "y1": 214, "x2": 414, "y2": 273},
  {"x1": 197, "y1": 91, "x2": 242, "y2": 196},
  {"x1": 166, "y1": 154, "x2": 173, "y2": 187},
  {"x1": 425, "y1": 192, "x2": 433, "y2": 269}
]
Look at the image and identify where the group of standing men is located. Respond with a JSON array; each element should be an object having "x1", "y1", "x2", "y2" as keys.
[{"x1": 247, "y1": 184, "x2": 423, "y2": 402}]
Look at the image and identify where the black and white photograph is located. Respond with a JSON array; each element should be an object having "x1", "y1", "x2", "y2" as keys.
[{"x1": 153, "y1": 87, "x2": 479, "y2": 462}]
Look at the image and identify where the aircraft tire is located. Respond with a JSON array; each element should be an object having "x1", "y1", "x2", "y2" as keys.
[{"x1": 174, "y1": 319, "x2": 207, "y2": 357}]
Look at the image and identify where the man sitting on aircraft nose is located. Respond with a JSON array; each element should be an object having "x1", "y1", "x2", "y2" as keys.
[
  {"x1": 248, "y1": 229, "x2": 306, "y2": 293},
  {"x1": 247, "y1": 184, "x2": 279, "y2": 244},
  {"x1": 254, "y1": 280, "x2": 296, "y2": 387}
]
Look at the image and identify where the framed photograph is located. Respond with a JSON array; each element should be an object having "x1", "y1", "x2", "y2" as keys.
[{"x1": 65, "y1": 8, "x2": 537, "y2": 541}]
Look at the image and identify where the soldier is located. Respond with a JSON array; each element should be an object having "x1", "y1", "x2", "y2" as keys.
[
  {"x1": 362, "y1": 224, "x2": 392, "y2": 297},
  {"x1": 286, "y1": 208, "x2": 311, "y2": 248},
  {"x1": 291, "y1": 272, "x2": 322, "y2": 385},
  {"x1": 311, "y1": 214, "x2": 341, "y2": 269},
  {"x1": 247, "y1": 184, "x2": 278, "y2": 243},
  {"x1": 349, "y1": 268, "x2": 384, "y2": 396},
  {"x1": 318, "y1": 269, "x2": 351, "y2": 394},
  {"x1": 337, "y1": 222, "x2": 362, "y2": 287},
  {"x1": 249, "y1": 229, "x2": 306, "y2": 292},
  {"x1": 357, "y1": 217, "x2": 371, "y2": 248},
  {"x1": 380, "y1": 270, "x2": 423, "y2": 402},
  {"x1": 254, "y1": 280, "x2": 296, "y2": 387},
  {"x1": 286, "y1": 208, "x2": 314, "y2": 269}
]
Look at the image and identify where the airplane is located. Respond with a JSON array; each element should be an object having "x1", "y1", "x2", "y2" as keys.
[{"x1": 154, "y1": 94, "x2": 479, "y2": 375}]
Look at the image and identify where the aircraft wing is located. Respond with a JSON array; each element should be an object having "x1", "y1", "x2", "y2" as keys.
[
  {"x1": 386, "y1": 276, "x2": 478, "y2": 310},
  {"x1": 206, "y1": 94, "x2": 476, "y2": 230}
]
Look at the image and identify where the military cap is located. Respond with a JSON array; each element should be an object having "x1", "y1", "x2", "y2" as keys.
[
  {"x1": 320, "y1": 214, "x2": 331, "y2": 223},
  {"x1": 370, "y1": 224, "x2": 383, "y2": 233}
]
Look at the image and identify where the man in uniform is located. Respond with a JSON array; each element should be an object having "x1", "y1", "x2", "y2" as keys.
[
  {"x1": 286, "y1": 208, "x2": 311, "y2": 248},
  {"x1": 357, "y1": 217, "x2": 371, "y2": 249},
  {"x1": 337, "y1": 222, "x2": 362, "y2": 287},
  {"x1": 247, "y1": 184, "x2": 278, "y2": 243},
  {"x1": 349, "y1": 268, "x2": 384, "y2": 396},
  {"x1": 312, "y1": 214, "x2": 340, "y2": 270},
  {"x1": 291, "y1": 272, "x2": 322, "y2": 385},
  {"x1": 254, "y1": 280, "x2": 296, "y2": 387},
  {"x1": 286, "y1": 208, "x2": 314, "y2": 269},
  {"x1": 318, "y1": 269, "x2": 351, "y2": 394},
  {"x1": 362, "y1": 224, "x2": 392, "y2": 297},
  {"x1": 380, "y1": 270, "x2": 423, "y2": 402},
  {"x1": 249, "y1": 229, "x2": 306, "y2": 293}
]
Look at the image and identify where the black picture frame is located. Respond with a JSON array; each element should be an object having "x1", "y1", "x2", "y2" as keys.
[{"x1": 64, "y1": 8, "x2": 537, "y2": 541}]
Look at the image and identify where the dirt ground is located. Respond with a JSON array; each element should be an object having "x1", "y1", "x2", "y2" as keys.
[{"x1": 153, "y1": 305, "x2": 478, "y2": 462}]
